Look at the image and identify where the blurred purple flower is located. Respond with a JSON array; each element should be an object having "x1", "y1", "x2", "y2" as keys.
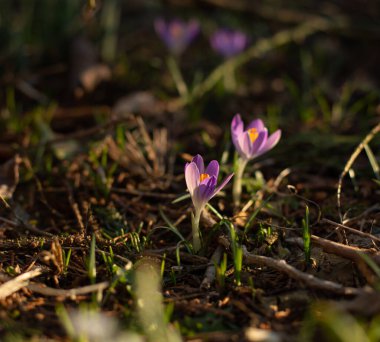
[
  {"x1": 210, "y1": 29, "x2": 247, "y2": 58},
  {"x1": 231, "y1": 114, "x2": 281, "y2": 161},
  {"x1": 185, "y1": 154, "x2": 233, "y2": 213},
  {"x1": 154, "y1": 18, "x2": 200, "y2": 56}
]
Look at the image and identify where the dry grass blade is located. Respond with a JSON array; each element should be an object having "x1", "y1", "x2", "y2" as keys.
[
  {"x1": 337, "y1": 122, "x2": 380, "y2": 222},
  {"x1": 136, "y1": 116, "x2": 169, "y2": 177},
  {"x1": 0, "y1": 267, "x2": 45, "y2": 299},
  {"x1": 322, "y1": 218, "x2": 380, "y2": 244},
  {"x1": 106, "y1": 116, "x2": 169, "y2": 180},
  {"x1": 242, "y1": 246, "x2": 361, "y2": 295},
  {"x1": 136, "y1": 116, "x2": 159, "y2": 172}
]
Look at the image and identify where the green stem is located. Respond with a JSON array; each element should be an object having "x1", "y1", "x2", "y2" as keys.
[
  {"x1": 233, "y1": 159, "x2": 248, "y2": 208},
  {"x1": 167, "y1": 55, "x2": 188, "y2": 98},
  {"x1": 191, "y1": 210, "x2": 202, "y2": 253},
  {"x1": 170, "y1": 16, "x2": 342, "y2": 108},
  {"x1": 223, "y1": 62, "x2": 236, "y2": 92}
]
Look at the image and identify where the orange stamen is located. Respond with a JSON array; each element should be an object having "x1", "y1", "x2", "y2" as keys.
[
  {"x1": 248, "y1": 128, "x2": 258, "y2": 143},
  {"x1": 170, "y1": 24, "x2": 183, "y2": 38},
  {"x1": 199, "y1": 173, "x2": 210, "y2": 182}
]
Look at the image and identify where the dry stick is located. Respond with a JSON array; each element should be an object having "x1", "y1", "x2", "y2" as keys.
[
  {"x1": 287, "y1": 235, "x2": 380, "y2": 263},
  {"x1": 26, "y1": 281, "x2": 109, "y2": 297},
  {"x1": 310, "y1": 234, "x2": 380, "y2": 265},
  {"x1": 0, "y1": 269, "x2": 109, "y2": 298},
  {"x1": 242, "y1": 246, "x2": 361, "y2": 295},
  {"x1": 200, "y1": 245, "x2": 223, "y2": 290},
  {"x1": 169, "y1": 15, "x2": 346, "y2": 109},
  {"x1": 337, "y1": 122, "x2": 380, "y2": 222},
  {"x1": 310, "y1": 234, "x2": 379, "y2": 284},
  {"x1": 0, "y1": 267, "x2": 45, "y2": 299},
  {"x1": 322, "y1": 218, "x2": 380, "y2": 244}
]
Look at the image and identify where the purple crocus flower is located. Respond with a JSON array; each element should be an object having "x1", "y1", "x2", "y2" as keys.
[
  {"x1": 231, "y1": 114, "x2": 281, "y2": 161},
  {"x1": 185, "y1": 154, "x2": 233, "y2": 212},
  {"x1": 185, "y1": 154, "x2": 233, "y2": 252},
  {"x1": 154, "y1": 18, "x2": 200, "y2": 56},
  {"x1": 210, "y1": 29, "x2": 247, "y2": 58}
]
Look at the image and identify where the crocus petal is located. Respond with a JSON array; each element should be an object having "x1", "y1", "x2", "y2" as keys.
[
  {"x1": 211, "y1": 29, "x2": 247, "y2": 58},
  {"x1": 231, "y1": 114, "x2": 244, "y2": 149},
  {"x1": 259, "y1": 130, "x2": 281, "y2": 156},
  {"x1": 231, "y1": 114, "x2": 244, "y2": 135},
  {"x1": 192, "y1": 154, "x2": 204, "y2": 174},
  {"x1": 203, "y1": 176, "x2": 217, "y2": 200},
  {"x1": 186, "y1": 20, "x2": 200, "y2": 42},
  {"x1": 193, "y1": 176, "x2": 216, "y2": 211},
  {"x1": 251, "y1": 128, "x2": 268, "y2": 155},
  {"x1": 211, "y1": 173, "x2": 234, "y2": 198},
  {"x1": 185, "y1": 162, "x2": 199, "y2": 197},
  {"x1": 205, "y1": 160, "x2": 219, "y2": 179},
  {"x1": 247, "y1": 119, "x2": 265, "y2": 131},
  {"x1": 154, "y1": 18, "x2": 166, "y2": 37},
  {"x1": 237, "y1": 132, "x2": 252, "y2": 159},
  {"x1": 233, "y1": 32, "x2": 247, "y2": 52},
  {"x1": 155, "y1": 18, "x2": 199, "y2": 55}
]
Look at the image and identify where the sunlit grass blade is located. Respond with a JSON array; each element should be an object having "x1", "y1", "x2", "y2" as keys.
[
  {"x1": 215, "y1": 253, "x2": 228, "y2": 290},
  {"x1": 364, "y1": 144, "x2": 380, "y2": 180},
  {"x1": 357, "y1": 252, "x2": 380, "y2": 283},
  {"x1": 88, "y1": 234, "x2": 97, "y2": 284},
  {"x1": 62, "y1": 248, "x2": 72, "y2": 275},
  {"x1": 223, "y1": 219, "x2": 242, "y2": 286},
  {"x1": 56, "y1": 304, "x2": 75, "y2": 340},
  {"x1": 302, "y1": 205, "x2": 311, "y2": 265},
  {"x1": 171, "y1": 193, "x2": 190, "y2": 204},
  {"x1": 134, "y1": 260, "x2": 181, "y2": 342},
  {"x1": 244, "y1": 194, "x2": 273, "y2": 235},
  {"x1": 299, "y1": 302, "x2": 370, "y2": 342},
  {"x1": 149, "y1": 207, "x2": 192, "y2": 253},
  {"x1": 206, "y1": 203, "x2": 223, "y2": 220}
]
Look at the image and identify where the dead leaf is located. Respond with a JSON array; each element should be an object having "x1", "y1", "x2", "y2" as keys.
[
  {"x1": 0, "y1": 154, "x2": 21, "y2": 200},
  {"x1": 78, "y1": 64, "x2": 111, "y2": 94},
  {"x1": 113, "y1": 91, "x2": 163, "y2": 117},
  {"x1": 69, "y1": 36, "x2": 111, "y2": 97}
]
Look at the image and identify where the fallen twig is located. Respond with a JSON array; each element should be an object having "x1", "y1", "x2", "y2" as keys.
[
  {"x1": 311, "y1": 234, "x2": 378, "y2": 284},
  {"x1": 310, "y1": 235, "x2": 378, "y2": 263},
  {"x1": 27, "y1": 281, "x2": 109, "y2": 297},
  {"x1": 0, "y1": 268, "x2": 109, "y2": 298},
  {"x1": 242, "y1": 246, "x2": 362, "y2": 295},
  {"x1": 0, "y1": 267, "x2": 45, "y2": 299}
]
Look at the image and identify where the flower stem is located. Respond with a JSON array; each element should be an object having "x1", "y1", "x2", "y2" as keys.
[
  {"x1": 232, "y1": 158, "x2": 248, "y2": 207},
  {"x1": 167, "y1": 55, "x2": 188, "y2": 98},
  {"x1": 191, "y1": 210, "x2": 202, "y2": 253},
  {"x1": 223, "y1": 61, "x2": 236, "y2": 92}
]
